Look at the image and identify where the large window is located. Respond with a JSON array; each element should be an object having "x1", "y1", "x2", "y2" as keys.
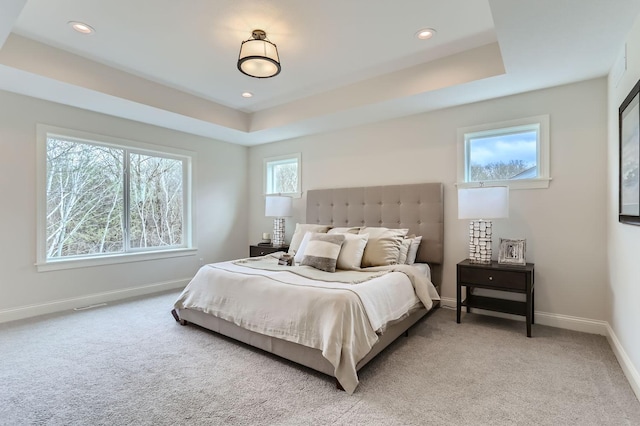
[
  {"x1": 37, "y1": 126, "x2": 193, "y2": 270},
  {"x1": 457, "y1": 115, "x2": 550, "y2": 189},
  {"x1": 264, "y1": 153, "x2": 301, "y2": 196}
]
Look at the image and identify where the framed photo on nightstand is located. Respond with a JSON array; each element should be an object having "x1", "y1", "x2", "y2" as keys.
[{"x1": 498, "y1": 238, "x2": 526, "y2": 265}]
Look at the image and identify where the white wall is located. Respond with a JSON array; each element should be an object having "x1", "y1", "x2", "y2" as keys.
[
  {"x1": 248, "y1": 78, "x2": 609, "y2": 323},
  {"x1": 0, "y1": 90, "x2": 248, "y2": 321},
  {"x1": 607, "y1": 14, "x2": 640, "y2": 397}
]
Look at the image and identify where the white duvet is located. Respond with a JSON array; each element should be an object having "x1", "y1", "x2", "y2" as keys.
[{"x1": 174, "y1": 257, "x2": 439, "y2": 394}]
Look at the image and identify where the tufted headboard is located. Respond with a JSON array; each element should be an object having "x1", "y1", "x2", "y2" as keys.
[{"x1": 306, "y1": 182, "x2": 444, "y2": 287}]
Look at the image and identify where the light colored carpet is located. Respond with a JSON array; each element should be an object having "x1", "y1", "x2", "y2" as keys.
[{"x1": 1, "y1": 290, "x2": 638, "y2": 425}]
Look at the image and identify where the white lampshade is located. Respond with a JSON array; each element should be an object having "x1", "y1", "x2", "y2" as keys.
[
  {"x1": 458, "y1": 186, "x2": 509, "y2": 220},
  {"x1": 238, "y1": 30, "x2": 281, "y2": 78},
  {"x1": 265, "y1": 195, "x2": 292, "y2": 217}
]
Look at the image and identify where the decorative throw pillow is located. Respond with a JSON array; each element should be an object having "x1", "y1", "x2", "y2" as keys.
[
  {"x1": 288, "y1": 224, "x2": 331, "y2": 255},
  {"x1": 336, "y1": 233, "x2": 369, "y2": 270},
  {"x1": 301, "y1": 233, "x2": 346, "y2": 272},
  {"x1": 360, "y1": 231, "x2": 404, "y2": 267},
  {"x1": 406, "y1": 235, "x2": 423, "y2": 265}
]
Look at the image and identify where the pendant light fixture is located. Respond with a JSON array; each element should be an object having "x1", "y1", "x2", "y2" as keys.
[{"x1": 237, "y1": 29, "x2": 281, "y2": 78}]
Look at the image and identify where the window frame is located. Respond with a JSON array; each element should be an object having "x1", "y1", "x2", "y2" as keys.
[
  {"x1": 36, "y1": 124, "x2": 196, "y2": 272},
  {"x1": 457, "y1": 115, "x2": 551, "y2": 189},
  {"x1": 263, "y1": 153, "x2": 301, "y2": 197}
]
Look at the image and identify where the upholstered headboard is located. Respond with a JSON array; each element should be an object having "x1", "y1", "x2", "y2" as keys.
[{"x1": 306, "y1": 182, "x2": 444, "y2": 287}]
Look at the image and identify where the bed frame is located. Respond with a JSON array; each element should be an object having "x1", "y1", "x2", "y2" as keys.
[{"x1": 174, "y1": 182, "x2": 444, "y2": 388}]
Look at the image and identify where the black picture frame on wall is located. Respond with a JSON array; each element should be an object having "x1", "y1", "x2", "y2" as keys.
[{"x1": 619, "y1": 78, "x2": 640, "y2": 225}]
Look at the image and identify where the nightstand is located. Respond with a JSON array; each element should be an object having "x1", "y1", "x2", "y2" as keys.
[
  {"x1": 456, "y1": 259, "x2": 535, "y2": 337},
  {"x1": 249, "y1": 244, "x2": 289, "y2": 257}
]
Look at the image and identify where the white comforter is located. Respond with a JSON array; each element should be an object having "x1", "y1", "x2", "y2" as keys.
[{"x1": 174, "y1": 258, "x2": 439, "y2": 394}]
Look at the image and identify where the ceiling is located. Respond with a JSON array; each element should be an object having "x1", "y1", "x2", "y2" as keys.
[{"x1": 1, "y1": 0, "x2": 639, "y2": 146}]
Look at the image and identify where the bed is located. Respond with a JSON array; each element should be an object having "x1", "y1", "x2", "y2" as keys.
[{"x1": 172, "y1": 182, "x2": 444, "y2": 393}]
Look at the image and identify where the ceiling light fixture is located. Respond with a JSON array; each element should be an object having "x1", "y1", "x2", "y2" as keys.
[
  {"x1": 237, "y1": 29, "x2": 281, "y2": 78},
  {"x1": 241, "y1": 92, "x2": 253, "y2": 98},
  {"x1": 415, "y1": 28, "x2": 436, "y2": 40},
  {"x1": 68, "y1": 21, "x2": 95, "y2": 35}
]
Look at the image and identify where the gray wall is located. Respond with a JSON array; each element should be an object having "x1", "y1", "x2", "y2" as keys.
[
  {"x1": 607, "y1": 13, "x2": 640, "y2": 398},
  {"x1": 248, "y1": 78, "x2": 609, "y2": 323},
  {"x1": 0, "y1": 90, "x2": 248, "y2": 320}
]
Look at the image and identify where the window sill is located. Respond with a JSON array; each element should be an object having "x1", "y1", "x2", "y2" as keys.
[
  {"x1": 456, "y1": 178, "x2": 552, "y2": 190},
  {"x1": 36, "y1": 248, "x2": 198, "y2": 272}
]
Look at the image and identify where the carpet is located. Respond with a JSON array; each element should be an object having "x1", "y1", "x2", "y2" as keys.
[{"x1": 1, "y1": 291, "x2": 638, "y2": 425}]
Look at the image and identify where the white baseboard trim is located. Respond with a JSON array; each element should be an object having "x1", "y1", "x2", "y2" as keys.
[
  {"x1": 439, "y1": 297, "x2": 607, "y2": 335},
  {"x1": 0, "y1": 278, "x2": 189, "y2": 324},
  {"x1": 606, "y1": 324, "x2": 640, "y2": 402}
]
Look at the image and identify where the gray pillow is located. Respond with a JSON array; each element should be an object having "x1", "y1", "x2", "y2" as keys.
[{"x1": 301, "y1": 233, "x2": 346, "y2": 272}]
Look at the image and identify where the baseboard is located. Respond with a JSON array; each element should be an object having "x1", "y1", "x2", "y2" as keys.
[
  {"x1": 439, "y1": 297, "x2": 608, "y2": 335},
  {"x1": 606, "y1": 324, "x2": 640, "y2": 402},
  {"x1": 0, "y1": 278, "x2": 189, "y2": 324}
]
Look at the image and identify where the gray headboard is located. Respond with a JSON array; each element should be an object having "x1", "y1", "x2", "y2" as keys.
[{"x1": 306, "y1": 182, "x2": 444, "y2": 287}]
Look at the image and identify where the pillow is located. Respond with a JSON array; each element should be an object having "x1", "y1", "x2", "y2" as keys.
[
  {"x1": 359, "y1": 227, "x2": 408, "y2": 267},
  {"x1": 301, "y1": 233, "x2": 346, "y2": 272},
  {"x1": 397, "y1": 237, "x2": 412, "y2": 264},
  {"x1": 328, "y1": 227, "x2": 360, "y2": 234},
  {"x1": 293, "y1": 231, "x2": 314, "y2": 264},
  {"x1": 336, "y1": 233, "x2": 369, "y2": 270},
  {"x1": 359, "y1": 227, "x2": 409, "y2": 239},
  {"x1": 288, "y1": 224, "x2": 331, "y2": 255},
  {"x1": 406, "y1": 236, "x2": 423, "y2": 265}
]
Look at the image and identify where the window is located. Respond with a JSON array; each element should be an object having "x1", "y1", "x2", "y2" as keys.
[
  {"x1": 37, "y1": 125, "x2": 194, "y2": 270},
  {"x1": 457, "y1": 115, "x2": 550, "y2": 189},
  {"x1": 264, "y1": 153, "x2": 301, "y2": 196}
]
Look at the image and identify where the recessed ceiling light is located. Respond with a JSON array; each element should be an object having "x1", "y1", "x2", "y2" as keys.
[
  {"x1": 68, "y1": 21, "x2": 95, "y2": 35},
  {"x1": 415, "y1": 28, "x2": 436, "y2": 40},
  {"x1": 241, "y1": 92, "x2": 253, "y2": 98}
]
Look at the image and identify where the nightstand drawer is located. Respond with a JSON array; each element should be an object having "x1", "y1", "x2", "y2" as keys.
[
  {"x1": 250, "y1": 245, "x2": 289, "y2": 257},
  {"x1": 459, "y1": 267, "x2": 526, "y2": 290}
]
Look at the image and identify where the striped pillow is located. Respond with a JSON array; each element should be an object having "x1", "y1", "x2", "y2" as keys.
[{"x1": 301, "y1": 233, "x2": 346, "y2": 272}]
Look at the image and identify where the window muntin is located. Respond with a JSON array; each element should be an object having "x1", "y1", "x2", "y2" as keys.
[
  {"x1": 264, "y1": 154, "x2": 301, "y2": 196},
  {"x1": 39, "y1": 126, "x2": 193, "y2": 267},
  {"x1": 458, "y1": 115, "x2": 550, "y2": 189}
]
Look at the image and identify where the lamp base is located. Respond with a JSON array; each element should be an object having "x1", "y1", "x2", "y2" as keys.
[
  {"x1": 468, "y1": 220, "x2": 492, "y2": 263},
  {"x1": 272, "y1": 218, "x2": 286, "y2": 247}
]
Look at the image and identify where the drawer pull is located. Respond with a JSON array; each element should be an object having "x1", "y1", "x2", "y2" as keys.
[{"x1": 488, "y1": 276, "x2": 493, "y2": 281}]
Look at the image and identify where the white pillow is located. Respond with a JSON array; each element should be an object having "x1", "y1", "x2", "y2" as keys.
[
  {"x1": 336, "y1": 233, "x2": 369, "y2": 270},
  {"x1": 406, "y1": 236, "x2": 423, "y2": 265},
  {"x1": 288, "y1": 224, "x2": 331, "y2": 255},
  {"x1": 293, "y1": 231, "x2": 313, "y2": 264},
  {"x1": 397, "y1": 237, "x2": 412, "y2": 264},
  {"x1": 359, "y1": 227, "x2": 408, "y2": 239},
  {"x1": 328, "y1": 227, "x2": 360, "y2": 234}
]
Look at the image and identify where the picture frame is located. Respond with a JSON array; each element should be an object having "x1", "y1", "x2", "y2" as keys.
[
  {"x1": 619, "y1": 78, "x2": 640, "y2": 225},
  {"x1": 498, "y1": 238, "x2": 526, "y2": 265}
]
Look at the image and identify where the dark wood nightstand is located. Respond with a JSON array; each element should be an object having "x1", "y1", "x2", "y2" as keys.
[
  {"x1": 249, "y1": 244, "x2": 289, "y2": 257},
  {"x1": 457, "y1": 259, "x2": 535, "y2": 337}
]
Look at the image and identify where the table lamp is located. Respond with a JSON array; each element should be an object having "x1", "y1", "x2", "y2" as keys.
[
  {"x1": 265, "y1": 195, "x2": 292, "y2": 247},
  {"x1": 458, "y1": 186, "x2": 509, "y2": 263}
]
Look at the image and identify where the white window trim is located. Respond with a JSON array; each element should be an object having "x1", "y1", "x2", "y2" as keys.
[
  {"x1": 456, "y1": 115, "x2": 551, "y2": 190},
  {"x1": 36, "y1": 124, "x2": 197, "y2": 272},
  {"x1": 263, "y1": 153, "x2": 302, "y2": 198}
]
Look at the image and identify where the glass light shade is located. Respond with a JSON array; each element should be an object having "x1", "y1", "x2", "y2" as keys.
[
  {"x1": 458, "y1": 186, "x2": 509, "y2": 219},
  {"x1": 265, "y1": 195, "x2": 292, "y2": 217},
  {"x1": 238, "y1": 39, "x2": 281, "y2": 78}
]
